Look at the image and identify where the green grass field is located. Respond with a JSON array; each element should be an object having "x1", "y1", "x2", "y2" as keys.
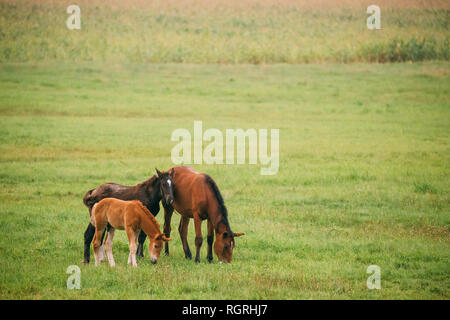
[
  {"x1": 0, "y1": 62, "x2": 448, "y2": 299},
  {"x1": 0, "y1": 0, "x2": 449, "y2": 300}
]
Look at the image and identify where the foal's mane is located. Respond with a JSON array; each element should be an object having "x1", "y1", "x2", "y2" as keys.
[
  {"x1": 134, "y1": 200, "x2": 161, "y2": 231},
  {"x1": 204, "y1": 174, "x2": 232, "y2": 234}
]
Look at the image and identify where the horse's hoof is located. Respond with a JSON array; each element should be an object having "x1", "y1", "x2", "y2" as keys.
[{"x1": 82, "y1": 259, "x2": 89, "y2": 265}]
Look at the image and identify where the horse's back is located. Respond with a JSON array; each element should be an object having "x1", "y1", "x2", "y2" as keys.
[
  {"x1": 83, "y1": 182, "x2": 135, "y2": 209},
  {"x1": 171, "y1": 167, "x2": 217, "y2": 216},
  {"x1": 96, "y1": 198, "x2": 135, "y2": 230}
]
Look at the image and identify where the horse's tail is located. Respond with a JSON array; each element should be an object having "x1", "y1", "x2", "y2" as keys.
[
  {"x1": 83, "y1": 188, "x2": 96, "y2": 209},
  {"x1": 203, "y1": 174, "x2": 231, "y2": 233}
]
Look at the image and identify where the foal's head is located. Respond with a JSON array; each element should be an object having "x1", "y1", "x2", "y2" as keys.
[
  {"x1": 155, "y1": 168, "x2": 175, "y2": 205},
  {"x1": 214, "y1": 229, "x2": 245, "y2": 263},
  {"x1": 148, "y1": 233, "x2": 172, "y2": 264}
]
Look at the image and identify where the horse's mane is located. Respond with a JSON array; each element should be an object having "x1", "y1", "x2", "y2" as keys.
[
  {"x1": 134, "y1": 200, "x2": 161, "y2": 231},
  {"x1": 204, "y1": 174, "x2": 232, "y2": 234},
  {"x1": 138, "y1": 175, "x2": 158, "y2": 189}
]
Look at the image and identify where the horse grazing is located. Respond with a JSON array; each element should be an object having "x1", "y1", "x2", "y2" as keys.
[
  {"x1": 82, "y1": 168, "x2": 175, "y2": 264},
  {"x1": 162, "y1": 166, "x2": 244, "y2": 263},
  {"x1": 91, "y1": 198, "x2": 171, "y2": 266}
]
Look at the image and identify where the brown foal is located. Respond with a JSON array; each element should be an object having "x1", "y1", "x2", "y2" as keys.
[{"x1": 91, "y1": 198, "x2": 171, "y2": 267}]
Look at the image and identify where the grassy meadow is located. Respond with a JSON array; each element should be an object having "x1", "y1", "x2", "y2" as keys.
[{"x1": 0, "y1": 0, "x2": 449, "y2": 300}]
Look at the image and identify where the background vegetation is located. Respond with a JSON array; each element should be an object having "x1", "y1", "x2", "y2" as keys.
[{"x1": 0, "y1": 0, "x2": 449, "y2": 64}]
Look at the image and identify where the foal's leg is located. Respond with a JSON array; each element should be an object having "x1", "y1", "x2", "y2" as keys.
[
  {"x1": 178, "y1": 216, "x2": 192, "y2": 260},
  {"x1": 99, "y1": 230, "x2": 107, "y2": 262},
  {"x1": 105, "y1": 228, "x2": 115, "y2": 267},
  {"x1": 206, "y1": 219, "x2": 214, "y2": 263},
  {"x1": 163, "y1": 205, "x2": 174, "y2": 256},
  {"x1": 126, "y1": 227, "x2": 138, "y2": 267},
  {"x1": 92, "y1": 227, "x2": 105, "y2": 267},
  {"x1": 129, "y1": 229, "x2": 140, "y2": 265},
  {"x1": 193, "y1": 215, "x2": 203, "y2": 263}
]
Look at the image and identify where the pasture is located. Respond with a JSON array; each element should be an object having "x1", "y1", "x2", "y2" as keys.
[
  {"x1": 0, "y1": 62, "x2": 448, "y2": 299},
  {"x1": 0, "y1": 0, "x2": 449, "y2": 300}
]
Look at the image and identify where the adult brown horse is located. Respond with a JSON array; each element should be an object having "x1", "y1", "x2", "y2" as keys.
[
  {"x1": 162, "y1": 166, "x2": 244, "y2": 263},
  {"x1": 82, "y1": 168, "x2": 175, "y2": 264}
]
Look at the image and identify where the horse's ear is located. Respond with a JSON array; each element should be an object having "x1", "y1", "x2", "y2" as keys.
[
  {"x1": 170, "y1": 168, "x2": 175, "y2": 178},
  {"x1": 233, "y1": 232, "x2": 245, "y2": 237},
  {"x1": 155, "y1": 168, "x2": 162, "y2": 177}
]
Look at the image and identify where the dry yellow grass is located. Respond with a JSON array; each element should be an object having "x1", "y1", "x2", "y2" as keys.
[{"x1": 0, "y1": 0, "x2": 448, "y2": 63}]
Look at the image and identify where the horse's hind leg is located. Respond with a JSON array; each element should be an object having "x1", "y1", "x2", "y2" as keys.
[
  {"x1": 136, "y1": 230, "x2": 146, "y2": 259},
  {"x1": 83, "y1": 222, "x2": 95, "y2": 264},
  {"x1": 179, "y1": 216, "x2": 192, "y2": 260},
  {"x1": 193, "y1": 216, "x2": 203, "y2": 263},
  {"x1": 105, "y1": 228, "x2": 115, "y2": 267}
]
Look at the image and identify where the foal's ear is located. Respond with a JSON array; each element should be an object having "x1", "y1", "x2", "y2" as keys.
[
  {"x1": 155, "y1": 234, "x2": 172, "y2": 242},
  {"x1": 155, "y1": 168, "x2": 162, "y2": 177},
  {"x1": 233, "y1": 232, "x2": 245, "y2": 237}
]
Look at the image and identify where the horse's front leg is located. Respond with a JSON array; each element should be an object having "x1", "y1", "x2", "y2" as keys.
[
  {"x1": 193, "y1": 215, "x2": 203, "y2": 263},
  {"x1": 206, "y1": 219, "x2": 214, "y2": 263},
  {"x1": 163, "y1": 205, "x2": 174, "y2": 256},
  {"x1": 136, "y1": 230, "x2": 146, "y2": 258}
]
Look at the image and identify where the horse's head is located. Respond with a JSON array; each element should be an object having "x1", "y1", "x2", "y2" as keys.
[
  {"x1": 148, "y1": 233, "x2": 172, "y2": 264},
  {"x1": 155, "y1": 168, "x2": 175, "y2": 206},
  {"x1": 214, "y1": 230, "x2": 245, "y2": 263}
]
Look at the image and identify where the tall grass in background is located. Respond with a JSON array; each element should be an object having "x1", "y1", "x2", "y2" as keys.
[{"x1": 0, "y1": 0, "x2": 448, "y2": 64}]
